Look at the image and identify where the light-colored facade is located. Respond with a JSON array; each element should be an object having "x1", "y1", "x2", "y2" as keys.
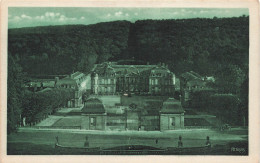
[
  {"x1": 159, "y1": 98, "x2": 185, "y2": 131},
  {"x1": 81, "y1": 98, "x2": 107, "y2": 130},
  {"x1": 180, "y1": 71, "x2": 207, "y2": 107},
  {"x1": 56, "y1": 71, "x2": 89, "y2": 107},
  {"x1": 180, "y1": 71, "x2": 216, "y2": 108},
  {"x1": 91, "y1": 62, "x2": 175, "y2": 95}
]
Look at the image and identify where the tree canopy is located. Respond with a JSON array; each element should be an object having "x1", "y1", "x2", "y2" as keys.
[{"x1": 8, "y1": 17, "x2": 248, "y2": 78}]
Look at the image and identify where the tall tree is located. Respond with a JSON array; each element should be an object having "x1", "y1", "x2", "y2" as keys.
[
  {"x1": 76, "y1": 43, "x2": 98, "y2": 73},
  {"x1": 214, "y1": 64, "x2": 246, "y2": 94},
  {"x1": 7, "y1": 54, "x2": 24, "y2": 134}
]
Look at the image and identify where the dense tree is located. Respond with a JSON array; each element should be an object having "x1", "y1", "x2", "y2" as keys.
[
  {"x1": 190, "y1": 90, "x2": 216, "y2": 110},
  {"x1": 7, "y1": 54, "x2": 24, "y2": 134},
  {"x1": 8, "y1": 17, "x2": 248, "y2": 77},
  {"x1": 21, "y1": 88, "x2": 74, "y2": 126},
  {"x1": 76, "y1": 43, "x2": 98, "y2": 73},
  {"x1": 214, "y1": 64, "x2": 246, "y2": 94},
  {"x1": 8, "y1": 21, "x2": 131, "y2": 75},
  {"x1": 238, "y1": 77, "x2": 249, "y2": 126},
  {"x1": 209, "y1": 94, "x2": 241, "y2": 125}
]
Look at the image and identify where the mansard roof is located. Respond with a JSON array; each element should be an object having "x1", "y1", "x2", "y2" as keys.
[
  {"x1": 81, "y1": 98, "x2": 106, "y2": 114},
  {"x1": 56, "y1": 77, "x2": 79, "y2": 89},
  {"x1": 70, "y1": 71, "x2": 85, "y2": 80},
  {"x1": 160, "y1": 98, "x2": 184, "y2": 114},
  {"x1": 93, "y1": 63, "x2": 116, "y2": 76},
  {"x1": 93, "y1": 62, "x2": 173, "y2": 78},
  {"x1": 181, "y1": 71, "x2": 202, "y2": 80}
]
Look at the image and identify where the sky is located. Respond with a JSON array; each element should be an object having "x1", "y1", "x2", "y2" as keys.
[{"x1": 8, "y1": 8, "x2": 249, "y2": 29}]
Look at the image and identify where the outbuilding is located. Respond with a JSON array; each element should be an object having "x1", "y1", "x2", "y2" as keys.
[
  {"x1": 81, "y1": 98, "x2": 107, "y2": 130},
  {"x1": 159, "y1": 98, "x2": 185, "y2": 131}
]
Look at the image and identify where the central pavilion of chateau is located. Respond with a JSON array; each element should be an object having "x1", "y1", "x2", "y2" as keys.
[{"x1": 91, "y1": 62, "x2": 176, "y2": 96}]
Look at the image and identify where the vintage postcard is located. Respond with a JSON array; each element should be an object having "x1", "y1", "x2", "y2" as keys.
[{"x1": 1, "y1": 0, "x2": 259, "y2": 163}]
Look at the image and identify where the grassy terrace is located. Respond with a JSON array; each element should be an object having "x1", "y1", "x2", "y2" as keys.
[
  {"x1": 121, "y1": 95, "x2": 168, "y2": 107},
  {"x1": 52, "y1": 117, "x2": 82, "y2": 127},
  {"x1": 7, "y1": 128, "x2": 248, "y2": 155}
]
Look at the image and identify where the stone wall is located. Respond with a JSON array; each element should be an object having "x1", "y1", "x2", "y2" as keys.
[
  {"x1": 81, "y1": 114, "x2": 106, "y2": 130},
  {"x1": 160, "y1": 113, "x2": 184, "y2": 131}
]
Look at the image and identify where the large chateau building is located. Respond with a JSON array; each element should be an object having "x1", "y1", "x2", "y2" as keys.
[{"x1": 91, "y1": 62, "x2": 176, "y2": 95}]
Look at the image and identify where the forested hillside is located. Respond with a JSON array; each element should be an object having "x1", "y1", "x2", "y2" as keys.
[
  {"x1": 129, "y1": 17, "x2": 248, "y2": 76},
  {"x1": 8, "y1": 21, "x2": 131, "y2": 75},
  {"x1": 8, "y1": 16, "x2": 248, "y2": 77}
]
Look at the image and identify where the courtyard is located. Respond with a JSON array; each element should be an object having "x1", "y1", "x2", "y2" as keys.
[{"x1": 33, "y1": 95, "x2": 220, "y2": 131}]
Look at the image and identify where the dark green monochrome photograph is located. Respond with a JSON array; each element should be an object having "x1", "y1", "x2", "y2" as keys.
[{"x1": 7, "y1": 7, "x2": 249, "y2": 155}]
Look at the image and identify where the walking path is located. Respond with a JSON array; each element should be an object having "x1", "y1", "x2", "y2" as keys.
[
  {"x1": 17, "y1": 127, "x2": 247, "y2": 141},
  {"x1": 36, "y1": 116, "x2": 62, "y2": 126}
]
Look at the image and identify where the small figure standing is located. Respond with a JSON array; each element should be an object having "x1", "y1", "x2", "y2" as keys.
[
  {"x1": 55, "y1": 136, "x2": 59, "y2": 148},
  {"x1": 55, "y1": 136, "x2": 59, "y2": 144},
  {"x1": 205, "y1": 136, "x2": 211, "y2": 148},
  {"x1": 84, "y1": 136, "x2": 89, "y2": 148},
  {"x1": 155, "y1": 138, "x2": 158, "y2": 144},
  {"x1": 178, "y1": 136, "x2": 183, "y2": 148}
]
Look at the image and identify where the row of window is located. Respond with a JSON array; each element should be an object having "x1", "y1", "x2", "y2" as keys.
[
  {"x1": 93, "y1": 78, "x2": 173, "y2": 85},
  {"x1": 100, "y1": 79, "x2": 114, "y2": 84},
  {"x1": 150, "y1": 79, "x2": 172, "y2": 85},
  {"x1": 92, "y1": 79, "x2": 115, "y2": 85},
  {"x1": 97, "y1": 86, "x2": 116, "y2": 93},
  {"x1": 61, "y1": 84, "x2": 75, "y2": 89},
  {"x1": 186, "y1": 85, "x2": 204, "y2": 90},
  {"x1": 116, "y1": 87, "x2": 149, "y2": 92}
]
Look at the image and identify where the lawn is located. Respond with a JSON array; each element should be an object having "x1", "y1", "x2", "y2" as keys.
[
  {"x1": 7, "y1": 141, "x2": 248, "y2": 155},
  {"x1": 89, "y1": 95, "x2": 121, "y2": 106},
  {"x1": 7, "y1": 129, "x2": 248, "y2": 155},
  {"x1": 36, "y1": 116, "x2": 62, "y2": 127},
  {"x1": 121, "y1": 95, "x2": 168, "y2": 107},
  {"x1": 52, "y1": 116, "x2": 82, "y2": 127},
  {"x1": 184, "y1": 109, "x2": 197, "y2": 115},
  {"x1": 184, "y1": 118, "x2": 212, "y2": 126}
]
